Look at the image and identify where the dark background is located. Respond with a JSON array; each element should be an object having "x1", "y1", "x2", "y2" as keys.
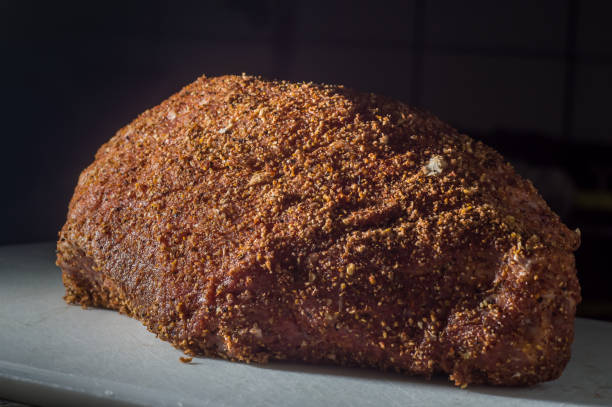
[{"x1": 1, "y1": 0, "x2": 611, "y2": 320}]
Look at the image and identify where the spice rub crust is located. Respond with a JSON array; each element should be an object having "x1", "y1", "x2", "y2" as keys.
[{"x1": 57, "y1": 74, "x2": 580, "y2": 386}]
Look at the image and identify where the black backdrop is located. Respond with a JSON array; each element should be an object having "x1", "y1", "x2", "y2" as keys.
[{"x1": 2, "y1": 0, "x2": 611, "y2": 320}]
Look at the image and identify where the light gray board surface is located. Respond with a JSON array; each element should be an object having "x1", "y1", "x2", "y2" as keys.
[{"x1": 0, "y1": 243, "x2": 610, "y2": 407}]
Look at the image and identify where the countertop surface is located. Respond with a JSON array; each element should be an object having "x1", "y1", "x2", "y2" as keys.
[{"x1": 1, "y1": 243, "x2": 611, "y2": 407}]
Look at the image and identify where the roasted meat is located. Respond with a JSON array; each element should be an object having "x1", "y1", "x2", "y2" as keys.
[{"x1": 57, "y1": 75, "x2": 580, "y2": 386}]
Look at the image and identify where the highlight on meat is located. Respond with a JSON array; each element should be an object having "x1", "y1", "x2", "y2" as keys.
[{"x1": 57, "y1": 74, "x2": 580, "y2": 387}]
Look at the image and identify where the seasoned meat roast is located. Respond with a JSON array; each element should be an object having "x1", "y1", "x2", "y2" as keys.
[{"x1": 57, "y1": 75, "x2": 580, "y2": 386}]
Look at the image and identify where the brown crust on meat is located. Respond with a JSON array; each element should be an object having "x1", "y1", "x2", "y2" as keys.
[{"x1": 56, "y1": 74, "x2": 581, "y2": 386}]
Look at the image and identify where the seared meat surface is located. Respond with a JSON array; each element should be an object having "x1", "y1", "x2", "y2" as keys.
[{"x1": 57, "y1": 75, "x2": 580, "y2": 386}]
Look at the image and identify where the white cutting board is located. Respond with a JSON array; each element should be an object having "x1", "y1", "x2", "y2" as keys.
[{"x1": 0, "y1": 243, "x2": 610, "y2": 407}]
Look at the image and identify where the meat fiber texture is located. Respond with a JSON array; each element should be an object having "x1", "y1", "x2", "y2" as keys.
[{"x1": 57, "y1": 75, "x2": 580, "y2": 386}]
